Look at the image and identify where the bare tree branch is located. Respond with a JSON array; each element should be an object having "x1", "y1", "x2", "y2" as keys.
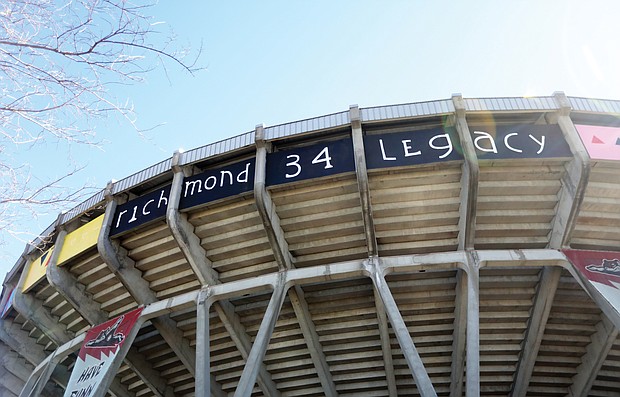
[{"x1": 0, "y1": 0, "x2": 202, "y2": 249}]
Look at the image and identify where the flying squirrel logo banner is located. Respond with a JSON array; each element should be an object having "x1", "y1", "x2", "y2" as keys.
[
  {"x1": 64, "y1": 307, "x2": 143, "y2": 397},
  {"x1": 563, "y1": 249, "x2": 620, "y2": 315}
]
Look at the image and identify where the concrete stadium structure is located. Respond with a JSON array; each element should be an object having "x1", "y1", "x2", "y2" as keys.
[{"x1": 2, "y1": 93, "x2": 620, "y2": 397}]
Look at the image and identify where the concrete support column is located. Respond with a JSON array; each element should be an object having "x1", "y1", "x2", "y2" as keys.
[
  {"x1": 549, "y1": 91, "x2": 591, "y2": 248},
  {"x1": 288, "y1": 285, "x2": 339, "y2": 397},
  {"x1": 350, "y1": 105, "x2": 397, "y2": 396},
  {"x1": 19, "y1": 351, "x2": 62, "y2": 397},
  {"x1": 450, "y1": 269, "x2": 467, "y2": 397},
  {"x1": 12, "y1": 255, "x2": 71, "y2": 347},
  {"x1": 350, "y1": 105, "x2": 378, "y2": 256},
  {"x1": 569, "y1": 316, "x2": 619, "y2": 397},
  {"x1": 195, "y1": 288, "x2": 211, "y2": 397},
  {"x1": 511, "y1": 266, "x2": 561, "y2": 397},
  {"x1": 254, "y1": 124, "x2": 294, "y2": 271},
  {"x1": 167, "y1": 151, "x2": 220, "y2": 286},
  {"x1": 452, "y1": 94, "x2": 479, "y2": 250},
  {"x1": 234, "y1": 277, "x2": 287, "y2": 397},
  {"x1": 0, "y1": 321, "x2": 70, "y2": 387},
  {"x1": 367, "y1": 258, "x2": 437, "y2": 397},
  {"x1": 465, "y1": 251, "x2": 480, "y2": 397}
]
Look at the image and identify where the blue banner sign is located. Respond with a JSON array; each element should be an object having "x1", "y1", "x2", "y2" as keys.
[
  {"x1": 266, "y1": 138, "x2": 355, "y2": 186},
  {"x1": 179, "y1": 158, "x2": 255, "y2": 209},
  {"x1": 109, "y1": 123, "x2": 573, "y2": 236},
  {"x1": 364, "y1": 127, "x2": 463, "y2": 170},
  {"x1": 469, "y1": 124, "x2": 571, "y2": 159},
  {"x1": 110, "y1": 159, "x2": 255, "y2": 237},
  {"x1": 110, "y1": 185, "x2": 171, "y2": 236}
]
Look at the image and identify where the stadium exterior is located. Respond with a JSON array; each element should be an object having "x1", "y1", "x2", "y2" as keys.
[{"x1": 2, "y1": 93, "x2": 620, "y2": 397}]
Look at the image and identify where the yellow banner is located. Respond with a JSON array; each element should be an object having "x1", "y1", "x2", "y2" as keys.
[
  {"x1": 22, "y1": 247, "x2": 54, "y2": 293},
  {"x1": 57, "y1": 215, "x2": 104, "y2": 266}
]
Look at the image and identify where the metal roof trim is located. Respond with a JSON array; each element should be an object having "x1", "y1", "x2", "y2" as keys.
[
  {"x1": 58, "y1": 190, "x2": 107, "y2": 225},
  {"x1": 180, "y1": 131, "x2": 255, "y2": 166},
  {"x1": 568, "y1": 97, "x2": 620, "y2": 114},
  {"x1": 360, "y1": 99, "x2": 454, "y2": 122},
  {"x1": 264, "y1": 111, "x2": 350, "y2": 140},
  {"x1": 111, "y1": 158, "x2": 173, "y2": 195},
  {"x1": 464, "y1": 96, "x2": 558, "y2": 112}
]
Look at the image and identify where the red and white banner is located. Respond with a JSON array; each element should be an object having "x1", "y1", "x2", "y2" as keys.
[
  {"x1": 64, "y1": 307, "x2": 143, "y2": 397},
  {"x1": 563, "y1": 249, "x2": 620, "y2": 314},
  {"x1": 575, "y1": 124, "x2": 620, "y2": 161}
]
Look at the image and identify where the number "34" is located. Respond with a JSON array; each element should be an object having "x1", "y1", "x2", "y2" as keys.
[{"x1": 285, "y1": 147, "x2": 333, "y2": 178}]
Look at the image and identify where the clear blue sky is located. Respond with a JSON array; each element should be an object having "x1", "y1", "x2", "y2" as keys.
[{"x1": 2, "y1": 0, "x2": 619, "y2": 276}]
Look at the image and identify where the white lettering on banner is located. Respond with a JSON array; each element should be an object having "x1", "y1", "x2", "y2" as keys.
[
  {"x1": 311, "y1": 147, "x2": 334, "y2": 169},
  {"x1": 183, "y1": 162, "x2": 251, "y2": 197},
  {"x1": 379, "y1": 139, "x2": 396, "y2": 161},
  {"x1": 402, "y1": 139, "x2": 422, "y2": 157},
  {"x1": 428, "y1": 134, "x2": 454, "y2": 159},
  {"x1": 283, "y1": 147, "x2": 335, "y2": 179},
  {"x1": 77, "y1": 363, "x2": 105, "y2": 383},
  {"x1": 115, "y1": 188, "x2": 169, "y2": 229},
  {"x1": 473, "y1": 131, "x2": 546, "y2": 154},
  {"x1": 286, "y1": 155, "x2": 302, "y2": 178},
  {"x1": 378, "y1": 133, "x2": 454, "y2": 161},
  {"x1": 70, "y1": 385, "x2": 93, "y2": 397}
]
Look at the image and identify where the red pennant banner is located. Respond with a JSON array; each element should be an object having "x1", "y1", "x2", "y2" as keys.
[{"x1": 64, "y1": 307, "x2": 143, "y2": 397}]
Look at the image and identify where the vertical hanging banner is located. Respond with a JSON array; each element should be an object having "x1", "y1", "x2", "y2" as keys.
[
  {"x1": 0, "y1": 287, "x2": 15, "y2": 318},
  {"x1": 563, "y1": 249, "x2": 620, "y2": 314},
  {"x1": 64, "y1": 307, "x2": 143, "y2": 397},
  {"x1": 575, "y1": 124, "x2": 620, "y2": 161}
]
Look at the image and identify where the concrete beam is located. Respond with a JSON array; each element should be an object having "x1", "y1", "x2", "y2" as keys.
[
  {"x1": 511, "y1": 266, "x2": 561, "y2": 397},
  {"x1": 569, "y1": 316, "x2": 618, "y2": 397},
  {"x1": 0, "y1": 346, "x2": 31, "y2": 382},
  {"x1": 0, "y1": 349, "x2": 64, "y2": 397},
  {"x1": 351, "y1": 105, "x2": 397, "y2": 396},
  {"x1": 195, "y1": 288, "x2": 211, "y2": 397},
  {"x1": 2, "y1": 315, "x2": 128, "y2": 397},
  {"x1": 549, "y1": 92, "x2": 590, "y2": 248},
  {"x1": 373, "y1": 288, "x2": 398, "y2": 397},
  {"x1": 167, "y1": 155, "x2": 220, "y2": 286},
  {"x1": 254, "y1": 124, "x2": 294, "y2": 271},
  {"x1": 350, "y1": 105, "x2": 378, "y2": 256},
  {"x1": 369, "y1": 258, "x2": 437, "y2": 397},
  {"x1": 2, "y1": 367, "x2": 26, "y2": 395},
  {"x1": 19, "y1": 350, "x2": 62, "y2": 397},
  {"x1": 234, "y1": 279, "x2": 287, "y2": 397},
  {"x1": 452, "y1": 94, "x2": 479, "y2": 250},
  {"x1": 450, "y1": 269, "x2": 467, "y2": 397},
  {"x1": 0, "y1": 321, "x2": 55, "y2": 370},
  {"x1": 290, "y1": 285, "x2": 339, "y2": 397},
  {"x1": 465, "y1": 251, "x2": 480, "y2": 397},
  {"x1": 12, "y1": 265, "x2": 70, "y2": 346}
]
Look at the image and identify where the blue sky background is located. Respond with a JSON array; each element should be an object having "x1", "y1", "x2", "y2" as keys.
[{"x1": 2, "y1": 0, "x2": 620, "y2": 276}]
